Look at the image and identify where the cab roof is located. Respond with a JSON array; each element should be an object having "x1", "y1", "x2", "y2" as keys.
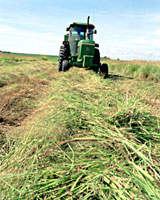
[{"x1": 67, "y1": 22, "x2": 95, "y2": 31}]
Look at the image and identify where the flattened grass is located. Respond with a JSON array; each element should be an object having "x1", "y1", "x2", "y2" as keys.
[{"x1": 0, "y1": 56, "x2": 160, "y2": 199}]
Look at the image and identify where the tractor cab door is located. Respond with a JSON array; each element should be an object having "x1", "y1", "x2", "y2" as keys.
[{"x1": 69, "y1": 26, "x2": 85, "y2": 55}]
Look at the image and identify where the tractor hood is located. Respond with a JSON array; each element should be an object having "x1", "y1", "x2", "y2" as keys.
[
  {"x1": 78, "y1": 40, "x2": 95, "y2": 57},
  {"x1": 77, "y1": 40, "x2": 95, "y2": 67},
  {"x1": 78, "y1": 40, "x2": 95, "y2": 46}
]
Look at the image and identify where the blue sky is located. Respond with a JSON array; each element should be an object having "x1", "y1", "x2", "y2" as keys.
[{"x1": 1, "y1": 0, "x2": 160, "y2": 60}]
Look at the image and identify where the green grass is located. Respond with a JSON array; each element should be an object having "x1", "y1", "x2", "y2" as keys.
[
  {"x1": 0, "y1": 54, "x2": 160, "y2": 199},
  {"x1": 106, "y1": 60, "x2": 160, "y2": 82},
  {"x1": 0, "y1": 51, "x2": 58, "y2": 62}
]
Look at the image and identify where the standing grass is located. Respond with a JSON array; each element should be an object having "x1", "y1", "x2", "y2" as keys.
[
  {"x1": 105, "y1": 59, "x2": 160, "y2": 82},
  {"x1": 0, "y1": 55, "x2": 160, "y2": 199}
]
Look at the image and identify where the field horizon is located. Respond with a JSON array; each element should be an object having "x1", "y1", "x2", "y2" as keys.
[{"x1": 1, "y1": 50, "x2": 160, "y2": 62}]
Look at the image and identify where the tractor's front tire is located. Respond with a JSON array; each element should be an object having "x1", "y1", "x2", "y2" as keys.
[
  {"x1": 93, "y1": 48, "x2": 100, "y2": 73},
  {"x1": 93, "y1": 48, "x2": 100, "y2": 64},
  {"x1": 100, "y1": 63, "x2": 109, "y2": 78},
  {"x1": 62, "y1": 60, "x2": 70, "y2": 72}
]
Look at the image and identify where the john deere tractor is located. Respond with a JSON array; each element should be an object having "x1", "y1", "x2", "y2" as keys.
[{"x1": 58, "y1": 16, "x2": 108, "y2": 77}]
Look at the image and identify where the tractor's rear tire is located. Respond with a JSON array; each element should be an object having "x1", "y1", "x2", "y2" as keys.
[
  {"x1": 58, "y1": 43, "x2": 70, "y2": 72},
  {"x1": 100, "y1": 63, "x2": 108, "y2": 78},
  {"x1": 58, "y1": 46, "x2": 64, "y2": 71},
  {"x1": 62, "y1": 60, "x2": 70, "y2": 72}
]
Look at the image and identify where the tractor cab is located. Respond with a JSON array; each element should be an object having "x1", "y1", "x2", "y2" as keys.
[
  {"x1": 66, "y1": 23, "x2": 95, "y2": 55},
  {"x1": 67, "y1": 23, "x2": 95, "y2": 40}
]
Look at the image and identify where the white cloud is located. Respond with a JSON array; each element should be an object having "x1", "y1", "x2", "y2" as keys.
[
  {"x1": 148, "y1": 14, "x2": 160, "y2": 23},
  {"x1": 0, "y1": 23, "x2": 16, "y2": 33},
  {"x1": 0, "y1": 18, "x2": 9, "y2": 22},
  {"x1": 131, "y1": 38, "x2": 160, "y2": 47},
  {"x1": 0, "y1": 24, "x2": 62, "y2": 55},
  {"x1": 101, "y1": 45, "x2": 160, "y2": 60},
  {"x1": 98, "y1": 32, "x2": 160, "y2": 60},
  {"x1": 128, "y1": 38, "x2": 151, "y2": 45},
  {"x1": 155, "y1": 28, "x2": 160, "y2": 36}
]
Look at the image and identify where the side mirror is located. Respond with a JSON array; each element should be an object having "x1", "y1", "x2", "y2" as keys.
[
  {"x1": 95, "y1": 43, "x2": 99, "y2": 47},
  {"x1": 94, "y1": 30, "x2": 97, "y2": 34},
  {"x1": 66, "y1": 27, "x2": 69, "y2": 31}
]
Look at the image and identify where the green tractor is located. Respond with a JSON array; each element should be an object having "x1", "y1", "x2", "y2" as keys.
[{"x1": 58, "y1": 16, "x2": 108, "y2": 78}]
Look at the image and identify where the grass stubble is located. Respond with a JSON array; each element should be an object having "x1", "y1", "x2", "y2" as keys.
[{"x1": 0, "y1": 53, "x2": 160, "y2": 199}]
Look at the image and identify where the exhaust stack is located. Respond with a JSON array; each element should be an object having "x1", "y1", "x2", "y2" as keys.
[{"x1": 86, "y1": 16, "x2": 90, "y2": 40}]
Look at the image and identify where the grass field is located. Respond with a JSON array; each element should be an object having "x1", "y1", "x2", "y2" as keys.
[{"x1": 0, "y1": 52, "x2": 160, "y2": 199}]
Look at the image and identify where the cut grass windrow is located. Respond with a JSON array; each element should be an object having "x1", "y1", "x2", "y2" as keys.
[{"x1": 0, "y1": 55, "x2": 160, "y2": 199}]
